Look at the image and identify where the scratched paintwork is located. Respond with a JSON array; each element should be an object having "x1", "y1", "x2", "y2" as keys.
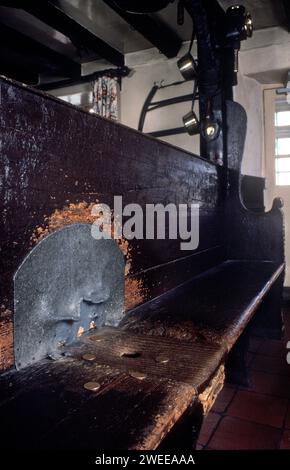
[{"x1": 0, "y1": 77, "x2": 223, "y2": 371}]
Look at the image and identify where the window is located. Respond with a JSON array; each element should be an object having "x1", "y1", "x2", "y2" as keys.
[
  {"x1": 275, "y1": 99, "x2": 290, "y2": 186},
  {"x1": 58, "y1": 90, "x2": 94, "y2": 112}
]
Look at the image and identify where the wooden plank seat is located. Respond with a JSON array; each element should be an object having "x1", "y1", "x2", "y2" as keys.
[
  {"x1": 0, "y1": 260, "x2": 284, "y2": 450},
  {"x1": 122, "y1": 261, "x2": 285, "y2": 348}
]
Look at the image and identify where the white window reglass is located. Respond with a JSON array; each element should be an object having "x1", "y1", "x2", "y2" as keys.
[
  {"x1": 276, "y1": 172, "x2": 290, "y2": 186},
  {"x1": 275, "y1": 138, "x2": 290, "y2": 156},
  {"x1": 275, "y1": 111, "x2": 290, "y2": 127},
  {"x1": 276, "y1": 157, "x2": 290, "y2": 172}
]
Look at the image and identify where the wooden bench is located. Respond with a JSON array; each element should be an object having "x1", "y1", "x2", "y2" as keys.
[
  {"x1": 0, "y1": 262, "x2": 284, "y2": 450},
  {"x1": 0, "y1": 77, "x2": 285, "y2": 450}
]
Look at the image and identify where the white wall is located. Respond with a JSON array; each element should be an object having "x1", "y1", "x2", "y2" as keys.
[
  {"x1": 235, "y1": 27, "x2": 290, "y2": 177},
  {"x1": 121, "y1": 27, "x2": 290, "y2": 178},
  {"x1": 234, "y1": 73, "x2": 264, "y2": 176},
  {"x1": 121, "y1": 43, "x2": 265, "y2": 175},
  {"x1": 121, "y1": 44, "x2": 200, "y2": 156}
]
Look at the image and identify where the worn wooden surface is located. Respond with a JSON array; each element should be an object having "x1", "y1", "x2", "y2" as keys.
[
  {"x1": 122, "y1": 261, "x2": 285, "y2": 349},
  {"x1": 72, "y1": 328, "x2": 225, "y2": 388},
  {"x1": 0, "y1": 260, "x2": 284, "y2": 449},
  {"x1": 0, "y1": 341, "x2": 199, "y2": 450},
  {"x1": 0, "y1": 76, "x2": 225, "y2": 371}
]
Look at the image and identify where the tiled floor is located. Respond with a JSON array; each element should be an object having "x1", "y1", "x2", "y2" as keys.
[{"x1": 197, "y1": 307, "x2": 290, "y2": 450}]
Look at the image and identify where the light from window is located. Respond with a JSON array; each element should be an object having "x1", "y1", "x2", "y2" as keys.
[
  {"x1": 275, "y1": 137, "x2": 290, "y2": 156},
  {"x1": 275, "y1": 111, "x2": 290, "y2": 127},
  {"x1": 276, "y1": 157, "x2": 290, "y2": 172},
  {"x1": 276, "y1": 172, "x2": 290, "y2": 186}
]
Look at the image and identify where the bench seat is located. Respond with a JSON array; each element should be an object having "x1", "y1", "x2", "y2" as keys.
[
  {"x1": 123, "y1": 260, "x2": 284, "y2": 348},
  {"x1": 0, "y1": 260, "x2": 284, "y2": 450}
]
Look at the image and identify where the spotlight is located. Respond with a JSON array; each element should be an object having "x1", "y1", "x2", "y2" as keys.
[
  {"x1": 183, "y1": 110, "x2": 200, "y2": 136},
  {"x1": 226, "y1": 5, "x2": 253, "y2": 41},
  {"x1": 202, "y1": 117, "x2": 220, "y2": 142},
  {"x1": 244, "y1": 12, "x2": 253, "y2": 38},
  {"x1": 226, "y1": 6, "x2": 253, "y2": 76},
  {"x1": 177, "y1": 53, "x2": 197, "y2": 81}
]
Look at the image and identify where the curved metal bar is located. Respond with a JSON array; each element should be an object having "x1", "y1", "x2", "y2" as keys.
[{"x1": 138, "y1": 85, "x2": 159, "y2": 132}]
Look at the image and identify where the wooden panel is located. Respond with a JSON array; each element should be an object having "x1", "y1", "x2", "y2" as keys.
[
  {"x1": 227, "y1": 172, "x2": 284, "y2": 264},
  {"x1": 241, "y1": 175, "x2": 265, "y2": 212},
  {"x1": 0, "y1": 77, "x2": 226, "y2": 370}
]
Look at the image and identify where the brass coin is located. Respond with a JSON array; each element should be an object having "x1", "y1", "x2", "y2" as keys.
[
  {"x1": 129, "y1": 371, "x2": 147, "y2": 380},
  {"x1": 82, "y1": 353, "x2": 96, "y2": 362},
  {"x1": 89, "y1": 336, "x2": 102, "y2": 342},
  {"x1": 83, "y1": 381, "x2": 101, "y2": 391},
  {"x1": 155, "y1": 354, "x2": 170, "y2": 364}
]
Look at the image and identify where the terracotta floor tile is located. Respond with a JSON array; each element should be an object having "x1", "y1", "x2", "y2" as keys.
[
  {"x1": 197, "y1": 412, "x2": 221, "y2": 447},
  {"x1": 227, "y1": 390, "x2": 288, "y2": 428},
  {"x1": 208, "y1": 416, "x2": 281, "y2": 450},
  {"x1": 251, "y1": 353, "x2": 290, "y2": 376},
  {"x1": 212, "y1": 385, "x2": 236, "y2": 413},
  {"x1": 280, "y1": 430, "x2": 290, "y2": 449},
  {"x1": 244, "y1": 370, "x2": 290, "y2": 399}
]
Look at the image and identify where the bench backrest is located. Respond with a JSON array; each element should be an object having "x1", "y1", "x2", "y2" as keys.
[{"x1": 0, "y1": 77, "x2": 227, "y2": 371}]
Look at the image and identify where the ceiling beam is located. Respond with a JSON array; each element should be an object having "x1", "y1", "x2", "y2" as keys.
[
  {"x1": 102, "y1": 0, "x2": 182, "y2": 58},
  {"x1": 0, "y1": 0, "x2": 124, "y2": 66},
  {"x1": 0, "y1": 22, "x2": 81, "y2": 81}
]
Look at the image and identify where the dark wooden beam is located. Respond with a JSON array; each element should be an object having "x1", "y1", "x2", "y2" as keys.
[
  {"x1": 102, "y1": 0, "x2": 182, "y2": 58},
  {"x1": 37, "y1": 66, "x2": 130, "y2": 91},
  {"x1": 1, "y1": 0, "x2": 124, "y2": 66},
  {"x1": 0, "y1": 22, "x2": 81, "y2": 80}
]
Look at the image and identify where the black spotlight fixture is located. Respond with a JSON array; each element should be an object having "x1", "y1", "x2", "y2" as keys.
[
  {"x1": 183, "y1": 110, "x2": 199, "y2": 136},
  {"x1": 112, "y1": 1, "x2": 173, "y2": 14},
  {"x1": 202, "y1": 117, "x2": 220, "y2": 141},
  {"x1": 183, "y1": 79, "x2": 199, "y2": 136},
  {"x1": 226, "y1": 5, "x2": 253, "y2": 75},
  {"x1": 226, "y1": 5, "x2": 253, "y2": 41},
  {"x1": 177, "y1": 27, "x2": 197, "y2": 81},
  {"x1": 177, "y1": 53, "x2": 197, "y2": 81},
  {"x1": 202, "y1": 99, "x2": 220, "y2": 142}
]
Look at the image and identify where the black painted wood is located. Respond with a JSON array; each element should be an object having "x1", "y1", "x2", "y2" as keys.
[
  {"x1": 241, "y1": 175, "x2": 265, "y2": 212},
  {"x1": 0, "y1": 76, "x2": 285, "y2": 450},
  {"x1": 0, "y1": 22, "x2": 81, "y2": 81},
  {"x1": 0, "y1": 76, "x2": 224, "y2": 315},
  {"x1": 122, "y1": 261, "x2": 284, "y2": 347},
  {"x1": 21, "y1": 1, "x2": 125, "y2": 66}
]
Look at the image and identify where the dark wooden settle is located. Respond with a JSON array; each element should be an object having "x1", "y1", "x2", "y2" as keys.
[
  {"x1": 0, "y1": 74, "x2": 285, "y2": 450},
  {"x1": 0, "y1": 0, "x2": 285, "y2": 453}
]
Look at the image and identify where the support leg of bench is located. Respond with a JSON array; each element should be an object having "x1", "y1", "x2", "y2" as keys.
[
  {"x1": 157, "y1": 401, "x2": 204, "y2": 451},
  {"x1": 225, "y1": 329, "x2": 250, "y2": 387},
  {"x1": 251, "y1": 276, "x2": 284, "y2": 340}
]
